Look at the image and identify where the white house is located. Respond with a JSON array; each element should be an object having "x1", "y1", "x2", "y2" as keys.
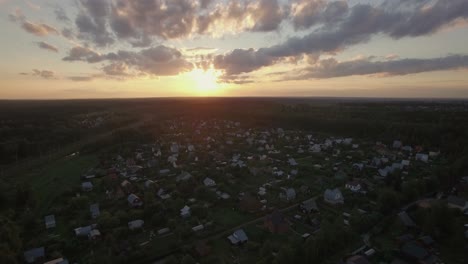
[
  {"x1": 180, "y1": 205, "x2": 191, "y2": 218},
  {"x1": 128, "y1": 220, "x2": 144, "y2": 230},
  {"x1": 324, "y1": 188, "x2": 344, "y2": 204},
  {"x1": 203, "y1": 177, "x2": 216, "y2": 187},
  {"x1": 81, "y1": 182, "x2": 93, "y2": 192},
  {"x1": 44, "y1": 215, "x2": 56, "y2": 229},
  {"x1": 288, "y1": 158, "x2": 298, "y2": 166},
  {"x1": 415, "y1": 153, "x2": 429, "y2": 163}
]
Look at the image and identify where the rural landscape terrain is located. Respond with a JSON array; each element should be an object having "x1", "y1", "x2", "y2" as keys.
[{"x1": 1, "y1": 98, "x2": 467, "y2": 264}]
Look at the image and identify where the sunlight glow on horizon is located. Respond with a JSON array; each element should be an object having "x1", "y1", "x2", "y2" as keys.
[{"x1": 185, "y1": 67, "x2": 223, "y2": 96}]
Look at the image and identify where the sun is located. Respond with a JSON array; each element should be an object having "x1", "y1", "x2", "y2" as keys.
[{"x1": 187, "y1": 68, "x2": 221, "y2": 95}]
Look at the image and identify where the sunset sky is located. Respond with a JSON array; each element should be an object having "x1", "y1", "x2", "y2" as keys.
[{"x1": 1, "y1": 0, "x2": 468, "y2": 99}]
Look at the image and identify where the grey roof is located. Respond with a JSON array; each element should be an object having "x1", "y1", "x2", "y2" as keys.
[
  {"x1": 45, "y1": 215, "x2": 55, "y2": 224},
  {"x1": 324, "y1": 188, "x2": 343, "y2": 202},
  {"x1": 401, "y1": 241, "x2": 430, "y2": 260},
  {"x1": 128, "y1": 219, "x2": 144, "y2": 230},
  {"x1": 228, "y1": 229, "x2": 248, "y2": 244},
  {"x1": 90, "y1": 203, "x2": 100, "y2": 218},
  {"x1": 447, "y1": 195, "x2": 466, "y2": 207},
  {"x1": 24, "y1": 247, "x2": 45, "y2": 263},
  {"x1": 127, "y1": 193, "x2": 141, "y2": 204},
  {"x1": 301, "y1": 198, "x2": 318, "y2": 212},
  {"x1": 398, "y1": 211, "x2": 416, "y2": 227},
  {"x1": 75, "y1": 225, "x2": 93, "y2": 236},
  {"x1": 82, "y1": 181, "x2": 93, "y2": 188},
  {"x1": 233, "y1": 229, "x2": 248, "y2": 242}
]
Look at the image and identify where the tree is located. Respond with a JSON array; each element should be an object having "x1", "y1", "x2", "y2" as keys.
[
  {"x1": 377, "y1": 189, "x2": 400, "y2": 214},
  {"x1": 0, "y1": 216, "x2": 22, "y2": 263},
  {"x1": 98, "y1": 211, "x2": 120, "y2": 229},
  {"x1": 181, "y1": 254, "x2": 196, "y2": 264}
]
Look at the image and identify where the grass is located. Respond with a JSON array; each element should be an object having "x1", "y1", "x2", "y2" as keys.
[
  {"x1": 21, "y1": 154, "x2": 98, "y2": 215},
  {"x1": 211, "y1": 208, "x2": 252, "y2": 227}
]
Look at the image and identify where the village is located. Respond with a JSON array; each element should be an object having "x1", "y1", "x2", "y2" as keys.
[{"x1": 22, "y1": 118, "x2": 468, "y2": 264}]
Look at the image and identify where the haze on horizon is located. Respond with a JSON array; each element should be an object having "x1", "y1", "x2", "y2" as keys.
[{"x1": 1, "y1": 0, "x2": 468, "y2": 99}]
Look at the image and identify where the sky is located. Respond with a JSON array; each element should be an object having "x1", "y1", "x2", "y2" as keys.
[{"x1": 1, "y1": 0, "x2": 468, "y2": 99}]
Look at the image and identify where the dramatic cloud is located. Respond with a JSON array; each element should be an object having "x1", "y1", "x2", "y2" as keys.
[
  {"x1": 214, "y1": 0, "x2": 468, "y2": 77},
  {"x1": 291, "y1": 0, "x2": 349, "y2": 30},
  {"x1": 36, "y1": 41, "x2": 59, "y2": 52},
  {"x1": 75, "y1": 0, "x2": 114, "y2": 46},
  {"x1": 54, "y1": 6, "x2": 70, "y2": 22},
  {"x1": 285, "y1": 55, "x2": 468, "y2": 79},
  {"x1": 21, "y1": 21, "x2": 59, "y2": 36},
  {"x1": 63, "y1": 45, "x2": 193, "y2": 77},
  {"x1": 31, "y1": 69, "x2": 56, "y2": 79},
  {"x1": 63, "y1": 46, "x2": 102, "y2": 63}
]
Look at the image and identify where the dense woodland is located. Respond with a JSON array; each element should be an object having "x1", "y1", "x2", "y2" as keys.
[{"x1": 1, "y1": 98, "x2": 468, "y2": 263}]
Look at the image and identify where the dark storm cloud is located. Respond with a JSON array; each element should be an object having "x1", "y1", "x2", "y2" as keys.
[
  {"x1": 285, "y1": 55, "x2": 468, "y2": 80},
  {"x1": 63, "y1": 45, "x2": 193, "y2": 77},
  {"x1": 36, "y1": 41, "x2": 59, "y2": 52},
  {"x1": 214, "y1": 0, "x2": 468, "y2": 76}
]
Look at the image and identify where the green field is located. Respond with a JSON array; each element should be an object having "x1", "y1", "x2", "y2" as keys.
[{"x1": 20, "y1": 154, "x2": 99, "y2": 215}]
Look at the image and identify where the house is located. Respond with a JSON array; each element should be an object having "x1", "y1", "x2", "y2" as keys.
[
  {"x1": 378, "y1": 166, "x2": 392, "y2": 177},
  {"x1": 170, "y1": 143, "x2": 179, "y2": 153},
  {"x1": 24, "y1": 247, "x2": 45, "y2": 263},
  {"x1": 176, "y1": 171, "x2": 192, "y2": 182},
  {"x1": 127, "y1": 193, "x2": 143, "y2": 207},
  {"x1": 400, "y1": 241, "x2": 436, "y2": 264},
  {"x1": 192, "y1": 224, "x2": 204, "y2": 232},
  {"x1": 288, "y1": 158, "x2": 298, "y2": 166},
  {"x1": 187, "y1": 144, "x2": 195, "y2": 152},
  {"x1": 74, "y1": 225, "x2": 93, "y2": 237},
  {"x1": 90, "y1": 203, "x2": 100, "y2": 219},
  {"x1": 88, "y1": 229, "x2": 101, "y2": 240},
  {"x1": 217, "y1": 191, "x2": 231, "y2": 199},
  {"x1": 44, "y1": 258, "x2": 69, "y2": 264},
  {"x1": 447, "y1": 195, "x2": 468, "y2": 212},
  {"x1": 415, "y1": 153, "x2": 429, "y2": 163},
  {"x1": 45, "y1": 215, "x2": 56, "y2": 229},
  {"x1": 300, "y1": 198, "x2": 319, "y2": 213},
  {"x1": 227, "y1": 229, "x2": 249, "y2": 245},
  {"x1": 144, "y1": 180, "x2": 155, "y2": 189},
  {"x1": 181, "y1": 205, "x2": 191, "y2": 218},
  {"x1": 310, "y1": 144, "x2": 321, "y2": 153},
  {"x1": 401, "y1": 160, "x2": 410, "y2": 166},
  {"x1": 81, "y1": 181, "x2": 93, "y2": 192},
  {"x1": 393, "y1": 140, "x2": 402, "y2": 149},
  {"x1": 157, "y1": 227, "x2": 170, "y2": 235},
  {"x1": 264, "y1": 210, "x2": 289, "y2": 233},
  {"x1": 324, "y1": 188, "x2": 344, "y2": 205},
  {"x1": 346, "y1": 255, "x2": 370, "y2": 264},
  {"x1": 346, "y1": 181, "x2": 366, "y2": 193},
  {"x1": 203, "y1": 177, "x2": 216, "y2": 187},
  {"x1": 157, "y1": 188, "x2": 171, "y2": 200},
  {"x1": 128, "y1": 219, "x2": 144, "y2": 230},
  {"x1": 398, "y1": 211, "x2": 416, "y2": 228},
  {"x1": 280, "y1": 188, "x2": 296, "y2": 201}
]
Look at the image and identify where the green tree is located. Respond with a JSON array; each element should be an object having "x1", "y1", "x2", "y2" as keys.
[{"x1": 181, "y1": 254, "x2": 196, "y2": 264}]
